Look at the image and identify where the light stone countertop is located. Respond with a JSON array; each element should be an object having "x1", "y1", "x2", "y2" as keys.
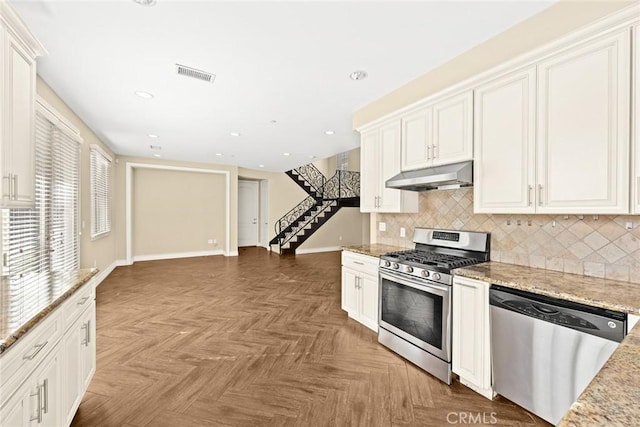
[
  {"x1": 453, "y1": 261, "x2": 640, "y2": 427},
  {"x1": 341, "y1": 244, "x2": 407, "y2": 258},
  {"x1": 0, "y1": 268, "x2": 99, "y2": 354}
]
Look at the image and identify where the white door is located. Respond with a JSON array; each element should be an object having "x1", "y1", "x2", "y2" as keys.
[
  {"x1": 379, "y1": 121, "x2": 402, "y2": 211},
  {"x1": 537, "y1": 29, "x2": 630, "y2": 214},
  {"x1": 359, "y1": 129, "x2": 379, "y2": 212},
  {"x1": 238, "y1": 180, "x2": 259, "y2": 247},
  {"x1": 359, "y1": 273, "x2": 379, "y2": 332},
  {"x1": 259, "y1": 180, "x2": 269, "y2": 247},
  {"x1": 401, "y1": 107, "x2": 431, "y2": 171},
  {"x1": 474, "y1": 67, "x2": 536, "y2": 213},
  {"x1": 432, "y1": 90, "x2": 473, "y2": 166}
]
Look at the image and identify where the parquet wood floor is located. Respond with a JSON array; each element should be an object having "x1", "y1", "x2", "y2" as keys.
[{"x1": 71, "y1": 247, "x2": 549, "y2": 427}]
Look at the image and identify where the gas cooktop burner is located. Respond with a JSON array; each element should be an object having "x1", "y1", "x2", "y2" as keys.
[{"x1": 384, "y1": 250, "x2": 480, "y2": 270}]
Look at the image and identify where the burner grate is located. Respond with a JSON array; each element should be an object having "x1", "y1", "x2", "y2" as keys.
[{"x1": 384, "y1": 250, "x2": 480, "y2": 270}]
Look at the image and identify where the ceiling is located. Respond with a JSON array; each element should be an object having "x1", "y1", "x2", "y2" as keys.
[{"x1": 12, "y1": 0, "x2": 554, "y2": 172}]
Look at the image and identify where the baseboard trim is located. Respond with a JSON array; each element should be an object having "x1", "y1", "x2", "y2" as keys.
[
  {"x1": 132, "y1": 250, "x2": 224, "y2": 263},
  {"x1": 226, "y1": 250, "x2": 239, "y2": 257},
  {"x1": 295, "y1": 246, "x2": 341, "y2": 255},
  {"x1": 93, "y1": 259, "x2": 123, "y2": 287}
]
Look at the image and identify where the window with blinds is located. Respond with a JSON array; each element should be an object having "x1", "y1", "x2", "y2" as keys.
[
  {"x1": 1, "y1": 102, "x2": 81, "y2": 336},
  {"x1": 90, "y1": 145, "x2": 111, "y2": 239}
]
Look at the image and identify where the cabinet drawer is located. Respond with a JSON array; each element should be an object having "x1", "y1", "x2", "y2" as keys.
[
  {"x1": 341, "y1": 251, "x2": 379, "y2": 276},
  {"x1": 63, "y1": 283, "x2": 95, "y2": 332},
  {"x1": 0, "y1": 309, "x2": 61, "y2": 408}
]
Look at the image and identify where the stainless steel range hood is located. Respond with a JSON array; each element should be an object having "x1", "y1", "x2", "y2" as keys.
[{"x1": 385, "y1": 161, "x2": 473, "y2": 191}]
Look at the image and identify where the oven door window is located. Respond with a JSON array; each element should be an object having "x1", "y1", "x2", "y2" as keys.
[{"x1": 380, "y1": 277, "x2": 444, "y2": 350}]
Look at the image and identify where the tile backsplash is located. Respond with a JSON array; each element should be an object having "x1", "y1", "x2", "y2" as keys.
[{"x1": 376, "y1": 188, "x2": 640, "y2": 284}]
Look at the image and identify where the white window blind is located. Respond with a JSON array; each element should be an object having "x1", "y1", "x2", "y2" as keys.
[
  {"x1": 90, "y1": 145, "x2": 111, "y2": 239},
  {"x1": 1, "y1": 104, "x2": 81, "y2": 335}
]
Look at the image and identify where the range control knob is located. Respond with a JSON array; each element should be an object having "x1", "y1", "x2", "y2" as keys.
[
  {"x1": 421, "y1": 270, "x2": 430, "y2": 278},
  {"x1": 406, "y1": 266, "x2": 414, "y2": 273},
  {"x1": 432, "y1": 273, "x2": 442, "y2": 281},
  {"x1": 392, "y1": 263, "x2": 400, "y2": 270},
  {"x1": 384, "y1": 260, "x2": 391, "y2": 268}
]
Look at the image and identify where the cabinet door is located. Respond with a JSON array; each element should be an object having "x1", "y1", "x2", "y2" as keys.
[
  {"x1": 341, "y1": 267, "x2": 359, "y2": 316},
  {"x1": 358, "y1": 273, "x2": 379, "y2": 332},
  {"x1": 633, "y1": 25, "x2": 640, "y2": 214},
  {"x1": 30, "y1": 352, "x2": 60, "y2": 427},
  {"x1": 452, "y1": 277, "x2": 490, "y2": 393},
  {"x1": 378, "y1": 121, "x2": 402, "y2": 211},
  {"x1": 537, "y1": 29, "x2": 630, "y2": 214},
  {"x1": 80, "y1": 303, "x2": 96, "y2": 391},
  {"x1": 3, "y1": 32, "x2": 36, "y2": 206},
  {"x1": 61, "y1": 319, "x2": 83, "y2": 425},
  {"x1": 401, "y1": 107, "x2": 431, "y2": 171},
  {"x1": 359, "y1": 129, "x2": 379, "y2": 213},
  {"x1": 432, "y1": 91, "x2": 473, "y2": 166},
  {"x1": 474, "y1": 68, "x2": 536, "y2": 213},
  {"x1": 0, "y1": 389, "x2": 29, "y2": 427}
]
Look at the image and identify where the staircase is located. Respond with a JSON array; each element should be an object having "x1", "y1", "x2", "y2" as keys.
[{"x1": 270, "y1": 164, "x2": 360, "y2": 254}]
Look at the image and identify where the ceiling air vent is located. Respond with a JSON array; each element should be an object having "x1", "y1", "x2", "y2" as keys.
[{"x1": 176, "y1": 64, "x2": 216, "y2": 84}]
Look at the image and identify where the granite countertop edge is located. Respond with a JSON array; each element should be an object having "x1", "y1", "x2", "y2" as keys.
[
  {"x1": 341, "y1": 244, "x2": 407, "y2": 258},
  {"x1": 0, "y1": 268, "x2": 99, "y2": 354}
]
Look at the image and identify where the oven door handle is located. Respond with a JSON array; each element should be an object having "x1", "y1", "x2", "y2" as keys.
[{"x1": 379, "y1": 271, "x2": 450, "y2": 295}]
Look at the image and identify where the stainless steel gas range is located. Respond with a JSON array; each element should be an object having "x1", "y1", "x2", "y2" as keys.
[{"x1": 378, "y1": 228, "x2": 490, "y2": 384}]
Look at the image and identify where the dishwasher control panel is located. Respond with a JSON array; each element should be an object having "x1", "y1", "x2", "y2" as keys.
[{"x1": 490, "y1": 286, "x2": 626, "y2": 342}]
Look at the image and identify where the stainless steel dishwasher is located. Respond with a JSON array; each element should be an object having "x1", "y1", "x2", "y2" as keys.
[{"x1": 489, "y1": 285, "x2": 626, "y2": 425}]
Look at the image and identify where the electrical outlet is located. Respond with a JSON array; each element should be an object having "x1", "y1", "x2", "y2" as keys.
[
  {"x1": 400, "y1": 227, "x2": 406, "y2": 238},
  {"x1": 339, "y1": 235, "x2": 343, "y2": 241},
  {"x1": 379, "y1": 222, "x2": 386, "y2": 232},
  {"x1": 626, "y1": 222, "x2": 633, "y2": 230},
  {"x1": 213, "y1": 239, "x2": 217, "y2": 246},
  {"x1": 207, "y1": 239, "x2": 213, "y2": 244}
]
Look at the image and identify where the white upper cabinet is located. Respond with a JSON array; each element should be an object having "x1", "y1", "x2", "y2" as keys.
[
  {"x1": 400, "y1": 91, "x2": 473, "y2": 172},
  {"x1": 0, "y1": 2, "x2": 46, "y2": 208},
  {"x1": 537, "y1": 28, "x2": 630, "y2": 214},
  {"x1": 474, "y1": 67, "x2": 536, "y2": 213},
  {"x1": 632, "y1": 24, "x2": 640, "y2": 214},
  {"x1": 432, "y1": 91, "x2": 473, "y2": 166},
  {"x1": 401, "y1": 107, "x2": 431, "y2": 171},
  {"x1": 360, "y1": 120, "x2": 418, "y2": 213}
]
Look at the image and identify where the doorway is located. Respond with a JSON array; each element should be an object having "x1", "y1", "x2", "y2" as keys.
[
  {"x1": 259, "y1": 180, "x2": 269, "y2": 248},
  {"x1": 238, "y1": 180, "x2": 259, "y2": 247}
]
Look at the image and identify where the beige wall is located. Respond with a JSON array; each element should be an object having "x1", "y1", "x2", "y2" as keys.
[
  {"x1": 36, "y1": 77, "x2": 117, "y2": 272},
  {"x1": 114, "y1": 156, "x2": 238, "y2": 260},
  {"x1": 132, "y1": 168, "x2": 226, "y2": 257},
  {"x1": 353, "y1": 0, "x2": 638, "y2": 128}
]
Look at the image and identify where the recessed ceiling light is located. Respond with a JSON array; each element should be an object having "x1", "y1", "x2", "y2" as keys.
[
  {"x1": 325, "y1": 130, "x2": 335, "y2": 135},
  {"x1": 258, "y1": 164, "x2": 265, "y2": 168},
  {"x1": 133, "y1": 0, "x2": 156, "y2": 6},
  {"x1": 349, "y1": 70, "x2": 368, "y2": 81},
  {"x1": 147, "y1": 134, "x2": 159, "y2": 139},
  {"x1": 230, "y1": 132, "x2": 241, "y2": 137},
  {"x1": 215, "y1": 153, "x2": 223, "y2": 156},
  {"x1": 270, "y1": 120, "x2": 277, "y2": 124},
  {"x1": 135, "y1": 91, "x2": 154, "y2": 99},
  {"x1": 153, "y1": 153, "x2": 161, "y2": 158},
  {"x1": 283, "y1": 153, "x2": 290, "y2": 156}
]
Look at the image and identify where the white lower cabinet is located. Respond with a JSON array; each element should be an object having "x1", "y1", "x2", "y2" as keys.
[
  {"x1": 0, "y1": 280, "x2": 96, "y2": 427},
  {"x1": 452, "y1": 276, "x2": 494, "y2": 400},
  {"x1": 62, "y1": 302, "x2": 96, "y2": 426},
  {"x1": 341, "y1": 251, "x2": 379, "y2": 332}
]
